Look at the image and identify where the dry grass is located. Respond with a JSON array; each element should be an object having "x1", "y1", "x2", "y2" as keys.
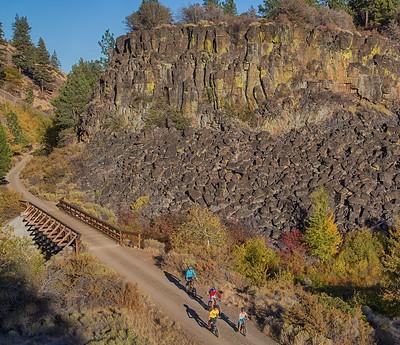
[
  {"x1": 44, "y1": 253, "x2": 197, "y2": 345},
  {"x1": 0, "y1": 187, "x2": 24, "y2": 226},
  {"x1": 22, "y1": 144, "x2": 118, "y2": 223},
  {"x1": 0, "y1": 101, "x2": 50, "y2": 146}
]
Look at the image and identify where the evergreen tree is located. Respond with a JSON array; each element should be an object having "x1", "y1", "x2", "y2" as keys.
[
  {"x1": 349, "y1": 0, "x2": 400, "y2": 27},
  {"x1": 98, "y1": 29, "x2": 115, "y2": 70},
  {"x1": 258, "y1": 0, "x2": 280, "y2": 16},
  {"x1": 50, "y1": 50, "x2": 61, "y2": 70},
  {"x1": 125, "y1": 0, "x2": 173, "y2": 31},
  {"x1": 305, "y1": 187, "x2": 342, "y2": 262},
  {"x1": 33, "y1": 37, "x2": 54, "y2": 92},
  {"x1": 0, "y1": 22, "x2": 6, "y2": 45},
  {"x1": 0, "y1": 123, "x2": 11, "y2": 178},
  {"x1": 0, "y1": 23, "x2": 6, "y2": 82},
  {"x1": 324, "y1": 0, "x2": 349, "y2": 10},
  {"x1": 222, "y1": 0, "x2": 237, "y2": 15},
  {"x1": 203, "y1": 0, "x2": 221, "y2": 7},
  {"x1": 12, "y1": 15, "x2": 35, "y2": 76},
  {"x1": 51, "y1": 59, "x2": 102, "y2": 146}
]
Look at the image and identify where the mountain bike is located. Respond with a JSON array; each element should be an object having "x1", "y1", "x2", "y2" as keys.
[
  {"x1": 186, "y1": 279, "x2": 197, "y2": 298},
  {"x1": 238, "y1": 321, "x2": 247, "y2": 336},
  {"x1": 209, "y1": 319, "x2": 219, "y2": 337}
]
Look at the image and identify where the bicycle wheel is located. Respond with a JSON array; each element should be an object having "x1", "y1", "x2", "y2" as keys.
[
  {"x1": 192, "y1": 287, "x2": 197, "y2": 298},
  {"x1": 214, "y1": 326, "x2": 219, "y2": 338},
  {"x1": 241, "y1": 325, "x2": 247, "y2": 336}
]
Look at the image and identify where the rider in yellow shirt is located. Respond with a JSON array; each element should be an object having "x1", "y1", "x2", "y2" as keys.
[{"x1": 208, "y1": 305, "x2": 220, "y2": 329}]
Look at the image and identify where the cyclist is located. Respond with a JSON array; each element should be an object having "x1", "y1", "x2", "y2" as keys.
[
  {"x1": 237, "y1": 307, "x2": 249, "y2": 332},
  {"x1": 208, "y1": 305, "x2": 220, "y2": 330},
  {"x1": 185, "y1": 266, "x2": 197, "y2": 290},
  {"x1": 208, "y1": 287, "x2": 223, "y2": 311}
]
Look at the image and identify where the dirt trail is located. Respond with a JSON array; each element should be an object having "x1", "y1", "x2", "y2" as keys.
[{"x1": 7, "y1": 155, "x2": 277, "y2": 345}]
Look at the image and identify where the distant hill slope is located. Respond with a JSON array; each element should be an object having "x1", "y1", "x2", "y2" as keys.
[{"x1": 0, "y1": 42, "x2": 65, "y2": 113}]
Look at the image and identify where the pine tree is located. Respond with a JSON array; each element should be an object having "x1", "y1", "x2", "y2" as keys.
[
  {"x1": 305, "y1": 187, "x2": 342, "y2": 262},
  {"x1": 349, "y1": 0, "x2": 400, "y2": 27},
  {"x1": 33, "y1": 37, "x2": 54, "y2": 92},
  {"x1": 0, "y1": 22, "x2": 6, "y2": 45},
  {"x1": 203, "y1": 0, "x2": 221, "y2": 7},
  {"x1": 222, "y1": 0, "x2": 237, "y2": 15},
  {"x1": 324, "y1": 0, "x2": 349, "y2": 10},
  {"x1": 0, "y1": 123, "x2": 11, "y2": 178},
  {"x1": 50, "y1": 50, "x2": 61, "y2": 70},
  {"x1": 0, "y1": 23, "x2": 6, "y2": 82},
  {"x1": 258, "y1": 0, "x2": 279, "y2": 16},
  {"x1": 51, "y1": 59, "x2": 102, "y2": 145},
  {"x1": 98, "y1": 29, "x2": 115, "y2": 70},
  {"x1": 12, "y1": 15, "x2": 35, "y2": 76}
]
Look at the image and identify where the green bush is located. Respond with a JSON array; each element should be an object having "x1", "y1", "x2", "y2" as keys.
[
  {"x1": 172, "y1": 207, "x2": 228, "y2": 254},
  {"x1": 6, "y1": 111, "x2": 27, "y2": 145},
  {"x1": 0, "y1": 188, "x2": 23, "y2": 226},
  {"x1": 382, "y1": 218, "x2": 400, "y2": 315},
  {"x1": 234, "y1": 237, "x2": 279, "y2": 287},
  {"x1": 0, "y1": 123, "x2": 11, "y2": 178},
  {"x1": 331, "y1": 229, "x2": 384, "y2": 287},
  {"x1": 305, "y1": 187, "x2": 342, "y2": 262},
  {"x1": 281, "y1": 290, "x2": 375, "y2": 345}
]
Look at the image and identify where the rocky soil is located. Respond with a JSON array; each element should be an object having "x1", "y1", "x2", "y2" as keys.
[{"x1": 78, "y1": 108, "x2": 399, "y2": 237}]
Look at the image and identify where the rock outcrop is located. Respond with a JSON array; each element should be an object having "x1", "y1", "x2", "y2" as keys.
[
  {"x1": 80, "y1": 21, "x2": 400, "y2": 138},
  {"x1": 78, "y1": 108, "x2": 399, "y2": 237},
  {"x1": 77, "y1": 21, "x2": 400, "y2": 237}
]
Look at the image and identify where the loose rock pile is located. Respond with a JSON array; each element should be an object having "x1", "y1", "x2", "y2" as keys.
[{"x1": 79, "y1": 109, "x2": 399, "y2": 238}]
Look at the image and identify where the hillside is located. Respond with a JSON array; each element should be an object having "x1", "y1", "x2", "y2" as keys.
[
  {"x1": 0, "y1": 41, "x2": 65, "y2": 112},
  {"x1": 76, "y1": 19, "x2": 400, "y2": 237}
]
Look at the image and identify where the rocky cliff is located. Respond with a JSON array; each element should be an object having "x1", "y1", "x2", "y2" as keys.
[
  {"x1": 77, "y1": 21, "x2": 400, "y2": 237},
  {"x1": 80, "y1": 21, "x2": 400, "y2": 137}
]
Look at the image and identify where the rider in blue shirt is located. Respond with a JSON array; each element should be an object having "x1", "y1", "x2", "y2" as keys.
[{"x1": 185, "y1": 266, "x2": 197, "y2": 287}]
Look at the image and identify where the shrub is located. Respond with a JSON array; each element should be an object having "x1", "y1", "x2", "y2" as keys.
[
  {"x1": 267, "y1": 0, "x2": 355, "y2": 31},
  {"x1": 382, "y1": 218, "x2": 400, "y2": 315},
  {"x1": 331, "y1": 229, "x2": 384, "y2": 287},
  {"x1": 172, "y1": 207, "x2": 228, "y2": 254},
  {"x1": 234, "y1": 237, "x2": 279, "y2": 286},
  {"x1": 279, "y1": 229, "x2": 308, "y2": 276},
  {"x1": 144, "y1": 103, "x2": 190, "y2": 130},
  {"x1": 3, "y1": 66, "x2": 23, "y2": 94},
  {"x1": 0, "y1": 188, "x2": 23, "y2": 226},
  {"x1": 0, "y1": 226, "x2": 44, "y2": 282},
  {"x1": 305, "y1": 187, "x2": 342, "y2": 263},
  {"x1": 131, "y1": 195, "x2": 150, "y2": 211},
  {"x1": 0, "y1": 123, "x2": 11, "y2": 178},
  {"x1": 281, "y1": 290, "x2": 375, "y2": 345},
  {"x1": 125, "y1": 0, "x2": 173, "y2": 31},
  {"x1": 6, "y1": 111, "x2": 27, "y2": 145}
]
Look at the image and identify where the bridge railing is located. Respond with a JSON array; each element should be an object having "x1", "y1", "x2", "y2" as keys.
[
  {"x1": 20, "y1": 200, "x2": 81, "y2": 255},
  {"x1": 57, "y1": 200, "x2": 141, "y2": 248}
]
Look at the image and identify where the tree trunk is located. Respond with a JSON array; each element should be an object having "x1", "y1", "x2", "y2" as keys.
[{"x1": 364, "y1": 10, "x2": 369, "y2": 28}]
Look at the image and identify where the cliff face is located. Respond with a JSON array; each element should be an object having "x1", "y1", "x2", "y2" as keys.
[
  {"x1": 77, "y1": 21, "x2": 400, "y2": 236},
  {"x1": 80, "y1": 21, "x2": 400, "y2": 137}
]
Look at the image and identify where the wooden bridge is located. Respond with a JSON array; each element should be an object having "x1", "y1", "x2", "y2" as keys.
[
  {"x1": 21, "y1": 201, "x2": 81, "y2": 258},
  {"x1": 20, "y1": 199, "x2": 141, "y2": 258},
  {"x1": 57, "y1": 200, "x2": 141, "y2": 248}
]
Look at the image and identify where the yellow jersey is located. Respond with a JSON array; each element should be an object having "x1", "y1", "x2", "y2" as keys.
[{"x1": 209, "y1": 308, "x2": 220, "y2": 319}]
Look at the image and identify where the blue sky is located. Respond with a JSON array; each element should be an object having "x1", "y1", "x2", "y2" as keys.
[{"x1": 1, "y1": 0, "x2": 259, "y2": 72}]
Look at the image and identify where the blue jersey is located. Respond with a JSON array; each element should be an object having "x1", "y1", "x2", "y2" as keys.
[{"x1": 185, "y1": 268, "x2": 196, "y2": 280}]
